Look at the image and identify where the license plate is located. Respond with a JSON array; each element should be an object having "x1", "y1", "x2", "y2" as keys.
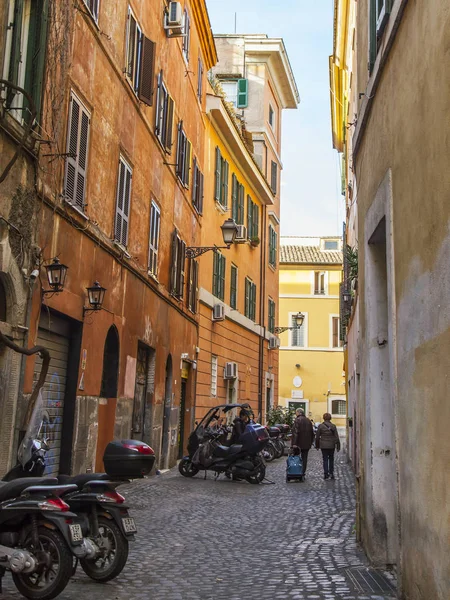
[
  {"x1": 69, "y1": 524, "x2": 83, "y2": 543},
  {"x1": 122, "y1": 517, "x2": 137, "y2": 533}
]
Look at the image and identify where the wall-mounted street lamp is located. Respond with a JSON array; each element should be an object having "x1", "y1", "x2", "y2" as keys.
[
  {"x1": 42, "y1": 257, "x2": 69, "y2": 297},
  {"x1": 274, "y1": 311, "x2": 305, "y2": 335},
  {"x1": 83, "y1": 281, "x2": 107, "y2": 317},
  {"x1": 186, "y1": 218, "x2": 238, "y2": 259},
  {"x1": 343, "y1": 290, "x2": 352, "y2": 303}
]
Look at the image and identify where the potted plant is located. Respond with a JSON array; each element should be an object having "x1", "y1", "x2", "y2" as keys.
[{"x1": 250, "y1": 236, "x2": 260, "y2": 247}]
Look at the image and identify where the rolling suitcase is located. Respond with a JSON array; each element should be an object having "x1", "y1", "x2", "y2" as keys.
[{"x1": 286, "y1": 450, "x2": 303, "y2": 482}]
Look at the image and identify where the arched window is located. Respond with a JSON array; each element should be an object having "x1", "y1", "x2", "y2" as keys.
[{"x1": 100, "y1": 326, "x2": 120, "y2": 398}]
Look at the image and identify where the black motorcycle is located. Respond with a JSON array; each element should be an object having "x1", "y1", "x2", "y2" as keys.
[
  {"x1": 0, "y1": 477, "x2": 86, "y2": 600},
  {"x1": 178, "y1": 403, "x2": 268, "y2": 484}
]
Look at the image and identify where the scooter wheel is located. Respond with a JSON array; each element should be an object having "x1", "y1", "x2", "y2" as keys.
[
  {"x1": 246, "y1": 463, "x2": 266, "y2": 484},
  {"x1": 264, "y1": 444, "x2": 276, "y2": 462},
  {"x1": 178, "y1": 457, "x2": 199, "y2": 477},
  {"x1": 80, "y1": 517, "x2": 128, "y2": 582},
  {"x1": 12, "y1": 527, "x2": 73, "y2": 600}
]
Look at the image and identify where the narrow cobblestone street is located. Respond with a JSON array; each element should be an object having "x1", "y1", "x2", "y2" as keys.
[{"x1": 3, "y1": 453, "x2": 396, "y2": 600}]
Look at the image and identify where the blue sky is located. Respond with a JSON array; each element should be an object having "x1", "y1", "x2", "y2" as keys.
[{"x1": 206, "y1": 0, "x2": 343, "y2": 237}]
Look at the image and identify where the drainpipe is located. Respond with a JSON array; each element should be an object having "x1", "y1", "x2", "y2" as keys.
[{"x1": 257, "y1": 205, "x2": 267, "y2": 422}]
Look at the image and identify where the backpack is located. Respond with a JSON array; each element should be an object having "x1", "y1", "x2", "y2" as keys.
[{"x1": 286, "y1": 454, "x2": 303, "y2": 477}]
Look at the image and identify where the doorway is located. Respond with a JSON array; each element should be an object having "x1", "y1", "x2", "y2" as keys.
[
  {"x1": 161, "y1": 355, "x2": 173, "y2": 469},
  {"x1": 96, "y1": 326, "x2": 120, "y2": 471},
  {"x1": 132, "y1": 343, "x2": 156, "y2": 441}
]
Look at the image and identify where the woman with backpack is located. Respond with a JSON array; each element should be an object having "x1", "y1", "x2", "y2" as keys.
[{"x1": 315, "y1": 413, "x2": 341, "y2": 480}]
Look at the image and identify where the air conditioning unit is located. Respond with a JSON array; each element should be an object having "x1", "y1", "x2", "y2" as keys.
[
  {"x1": 235, "y1": 224, "x2": 247, "y2": 243},
  {"x1": 269, "y1": 337, "x2": 280, "y2": 350},
  {"x1": 165, "y1": 2, "x2": 183, "y2": 28},
  {"x1": 212, "y1": 304, "x2": 225, "y2": 321},
  {"x1": 224, "y1": 362, "x2": 238, "y2": 379}
]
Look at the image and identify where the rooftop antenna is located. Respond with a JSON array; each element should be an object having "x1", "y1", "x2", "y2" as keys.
[{"x1": 234, "y1": 12, "x2": 237, "y2": 33}]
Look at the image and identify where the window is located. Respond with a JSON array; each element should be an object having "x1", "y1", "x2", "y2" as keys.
[
  {"x1": 230, "y1": 264, "x2": 238, "y2": 309},
  {"x1": 3, "y1": 0, "x2": 49, "y2": 122},
  {"x1": 369, "y1": 0, "x2": 393, "y2": 71},
  {"x1": 213, "y1": 251, "x2": 226, "y2": 300},
  {"x1": 314, "y1": 272, "x2": 326, "y2": 295},
  {"x1": 324, "y1": 240, "x2": 339, "y2": 250},
  {"x1": 290, "y1": 313, "x2": 307, "y2": 348},
  {"x1": 269, "y1": 104, "x2": 275, "y2": 129},
  {"x1": 148, "y1": 201, "x2": 160, "y2": 277},
  {"x1": 211, "y1": 356, "x2": 218, "y2": 396},
  {"x1": 231, "y1": 174, "x2": 245, "y2": 225},
  {"x1": 247, "y1": 196, "x2": 259, "y2": 240},
  {"x1": 270, "y1": 161, "x2": 278, "y2": 194},
  {"x1": 220, "y1": 78, "x2": 248, "y2": 108},
  {"x1": 187, "y1": 259, "x2": 199, "y2": 313},
  {"x1": 197, "y1": 56, "x2": 203, "y2": 101},
  {"x1": 176, "y1": 121, "x2": 192, "y2": 187},
  {"x1": 214, "y1": 147, "x2": 229, "y2": 208},
  {"x1": 114, "y1": 157, "x2": 132, "y2": 247},
  {"x1": 192, "y1": 158, "x2": 204, "y2": 214},
  {"x1": 268, "y1": 298, "x2": 276, "y2": 334},
  {"x1": 155, "y1": 71, "x2": 174, "y2": 152},
  {"x1": 170, "y1": 230, "x2": 186, "y2": 298},
  {"x1": 83, "y1": 0, "x2": 99, "y2": 21},
  {"x1": 126, "y1": 7, "x2": 156, "y2": 104},
  {"x1": 269, "y1": 225, "x2": 278, "y2": 267},
  {"x1": 244, "y1": 278, "x2": 256, "y2": 322},
  {"x1": 332, "y1": 316, "x2": 342, "y2": 348},
  {"x1": 182, "y1": 9, "x2": 190, "y2": 61},
  {"x1": 331, "y1": 397, "x2": 346, "y2": 416},
  {"x1": 64, "y1": 92, "x2": 90, "y2": 210}
]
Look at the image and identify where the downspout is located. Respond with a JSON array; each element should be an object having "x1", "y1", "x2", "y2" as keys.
[{"x1": 258, "y1": 205, "x2": 267, "y2": 422}]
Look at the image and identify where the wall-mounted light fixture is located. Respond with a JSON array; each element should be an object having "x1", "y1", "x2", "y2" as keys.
[
  {"x1": 42, "y1": 258, "x2": 68, "y2": 297},
  {"x1": 83, "y1": 281, "x2": 107, "y2": 317},
  {"x1": 274, "y1": 311, "x2": 305, "y2": 335},
  {"x1": 186, "y1": 218, "x2": 238, "y2": 258}
]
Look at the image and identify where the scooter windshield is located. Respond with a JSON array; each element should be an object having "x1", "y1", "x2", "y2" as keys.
[{"x1": 17, "y1": 389, "x2": 45, "y2": 467}]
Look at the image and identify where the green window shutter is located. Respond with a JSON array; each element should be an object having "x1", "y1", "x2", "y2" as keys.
[
  {"x1": 214, "y1": 147, "x2": 221, "y2": 201},
  {"x1": 247, "y1": 196, "x2": 253, "y2": 239},
  {"x1": 7, "y1": 0, "x2": 24, "y2": 106},
  {"x1": 220, "y1": 255, "x2": 226, "y2": 300},
  {"x1": 251, "y1": 283, "x2": 256, "y2": 321},
  {"x1": 253, "y1": 204, "x2": 259, "y2": 238},
  {"x1": 212, "y1": 251, "x2": 218, "y2": 296},
  {"x1": 237, "y1": 78, "x2": 248, "y2": 108},
  {"x1": 222, "y1": 160, "x2": 229, "y2": 208},
  {"x1": 231, "y1": 174, "x2": 238, "y2": 221},
  {"x1": 238, "y1": 184, "x2": 244, "y2": 225},
  {"x1": 244, "y1": 279, "x2": 249, "y2": 317},
  {"x1": 230, "y1": 265, "x2": 237, "y2": 309},
  {"x1": 24, "y1": 0, "x2": 49, "y2": 122}
]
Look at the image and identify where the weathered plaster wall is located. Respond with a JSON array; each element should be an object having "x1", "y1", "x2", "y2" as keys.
[{"x1": 355, "y1": 1, "x2": 450, "y2": 597}]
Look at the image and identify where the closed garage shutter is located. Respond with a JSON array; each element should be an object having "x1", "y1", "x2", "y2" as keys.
[{"x1": 33, "y1": 324, "x2": 70, "y2": 476}]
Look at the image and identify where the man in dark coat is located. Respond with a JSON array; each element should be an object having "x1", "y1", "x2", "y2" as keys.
[
  {"x1": 315, "y1": 412, "x2": 341, "y2": 479},
  {"x1": 291, "y1": 408, "x2": 314, "y2": 477}
]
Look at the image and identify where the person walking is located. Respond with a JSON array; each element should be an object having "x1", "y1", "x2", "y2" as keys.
[
  {"x1": 291, "y1": 408, "x2": 314, "y2": 478},
  {"x1": 315, "y1": 412, "x2": 341, "y2": 479}
]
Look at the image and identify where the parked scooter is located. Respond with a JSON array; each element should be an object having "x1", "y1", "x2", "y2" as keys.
[
  {"x1": 0, "y1": 477, "x2": 88, "y2": 600},
  {"x1": 3, "y1": 392, "x2": 155, "y2": 584},
  {"x1": 266, "y1": 427, "x2": 284, "y2": 459},
  {"x1": 179, "y1": 403, "x2": 268, "y2": 484}
]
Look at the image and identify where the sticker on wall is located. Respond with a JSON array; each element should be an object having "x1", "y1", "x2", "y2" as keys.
[{"x1": 293, "y1": 376, "x2": 302, "y2": 388}]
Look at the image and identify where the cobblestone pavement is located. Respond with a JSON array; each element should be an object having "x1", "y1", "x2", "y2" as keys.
[{"x1": 2, "y1": 451, "x2": 396, "y2": 600}]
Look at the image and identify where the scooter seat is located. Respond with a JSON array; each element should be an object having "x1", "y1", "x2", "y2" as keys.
[
  {"x1": 0, "y1": 477, "x2": 57, "y2": 502},
  {"x1": 213, "y1": 444, "x2": 243, "y2": 458},
  {"x1": 57, "y1": 473, "x2": 110, "y2": 489}
]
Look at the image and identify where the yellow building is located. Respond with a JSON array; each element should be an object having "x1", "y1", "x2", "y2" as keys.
[{"x1": 278, "y1": 237, "x2": 346, "y2": 443}]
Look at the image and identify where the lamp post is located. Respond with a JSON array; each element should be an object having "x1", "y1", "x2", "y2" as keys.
[
  {"x1": 42, "y1": 258, "x2": 68, "y2": 296},
  {"x1": 186, "y1": 218, "x2": 238, "y2": 259},
  {"x1": 83, "y1": 281, "x2": 107, "y2": 316},
  {"x1": 274, "y1": 311, "x2": 305, "y2": 335}
]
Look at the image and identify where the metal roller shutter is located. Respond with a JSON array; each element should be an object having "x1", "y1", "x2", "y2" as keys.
[{"x1": 33, "y1": 325, "x2": 70, "y2": 476}]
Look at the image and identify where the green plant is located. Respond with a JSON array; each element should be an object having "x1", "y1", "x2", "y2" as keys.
[
  {"x1": 346, "y1": 245, "x2": 358, "y2": 281},
  {"x1": 266, "y1": 406, "x2": 296, "y2": 427},
  {"x1": 250, "y1": 236, "x2": 260, "y2": 246}
]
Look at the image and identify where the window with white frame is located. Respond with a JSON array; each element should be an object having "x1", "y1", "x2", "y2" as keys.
[
  {"x1": 290, "y1": 312, "x2": 307, "y2": 348},
  {"x1": 314, "y1": 271, "x2": 327, "y2": 295},
  {"x1": 155, "y1": 71, "x2": 174, "y2": 152},
  {"x1": 114, "y1": 157, "x2": 132, "y2": 247},
  {"x1": 324, "y1": 240, "x2": 339, "y2": 250},
  {"x1": 329, "y1": 396, "x2": 346, "y2": 417},
  {"x1": 182, "y1": 9, "x2": 190, "y2": 61},
  {"x1": 331, "y1": 316, "x2": 342, "y2": 348},
  {"x1": 148, "y1": 201, "x2": 160, "y2": 277},
  {"x1": 83, "y1": 0, "x2": 99, "y2": 21},
  {"x1": 211, "y1": 355, "x2": 218, "y2": 396}
]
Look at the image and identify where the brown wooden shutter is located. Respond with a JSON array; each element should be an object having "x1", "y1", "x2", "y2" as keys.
[
  {"x1": 184, "y1": 140, "x2": 192, "y2": 187},
  {"x1": 170, "y1": 230, "x2": 178, "y2": 294},
  {"x1": 75, "y1": 110, "x2": 90, "y2": 209},
  {"x1": 198, "y1": 171, "x2": 204, "y2": 215},
  {"x1": 138, "y1": 36, "x2": 156, "y2": 106},
  {"x1": 65, "y1": 95, "x2": 80, "y2": 204},
  {"x1": 165, "y1": 96, "x2": 174, "y2": 152}
]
